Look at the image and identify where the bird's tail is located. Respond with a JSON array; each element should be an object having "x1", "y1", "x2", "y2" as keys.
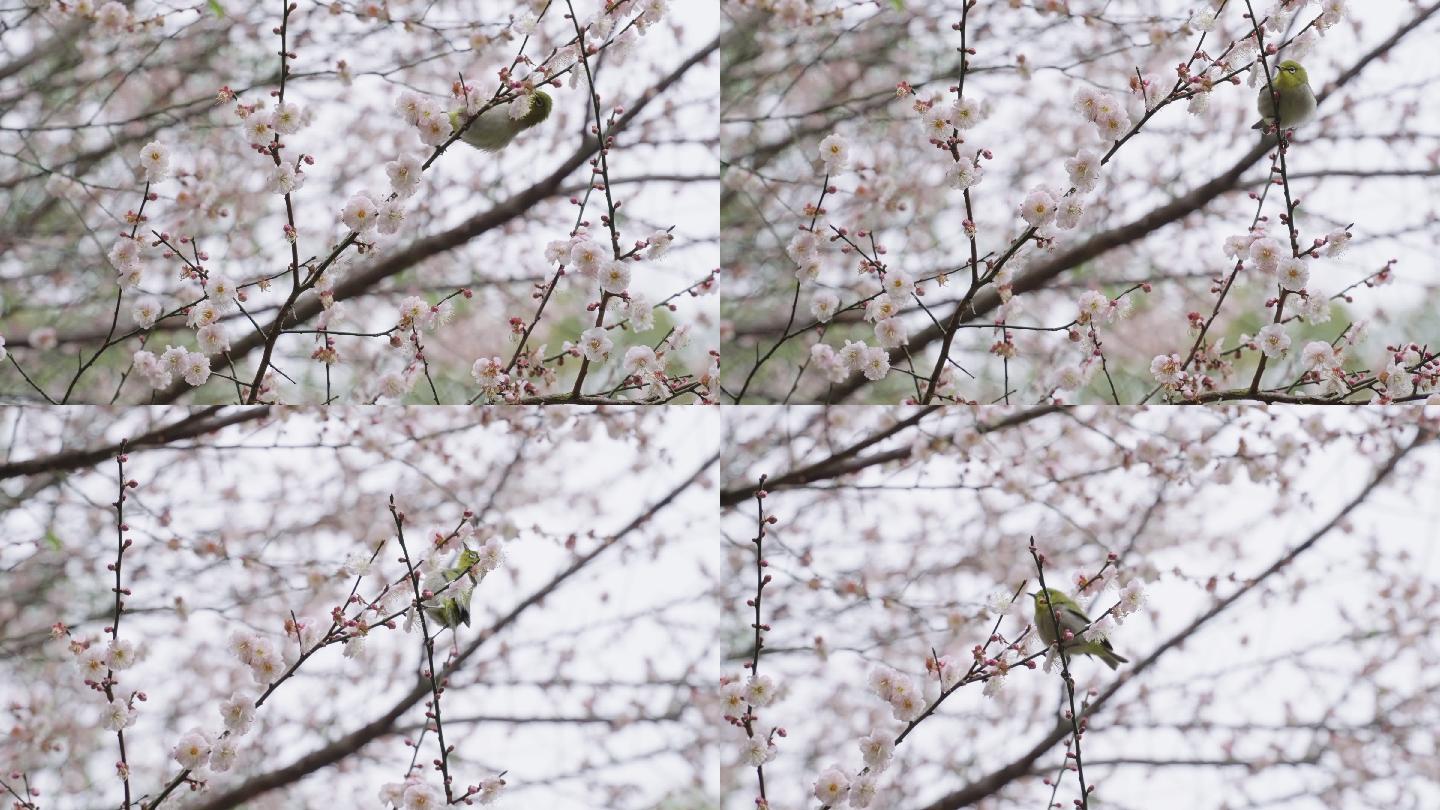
[{"x1": 1099, "y1": 650, "x2": 1129, "y2": 670}]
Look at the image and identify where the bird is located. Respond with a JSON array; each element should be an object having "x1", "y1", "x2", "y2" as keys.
[
  {"x1": 1252, "y1": 60, "x2": 1316, "y2": 132},
  {"x1": 423, "y1": 547, "x2": 481, "y2": 629},
  {"x1": 1030, "y1": 588, "x2": 1128, "y2": 670},
  {"x1": 449, "y1": 90, "x2": 554, "y2": 152}
]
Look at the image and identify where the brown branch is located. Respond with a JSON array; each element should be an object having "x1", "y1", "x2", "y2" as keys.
[
  {"x1": 915, "y1": 429, "x2": 1428, "y2": 810},
  {"x1": 0, "y1": 406, "x2": 269, "y2": 481},
  {"x1": 178, "y1": 449, "x2": 718, "y2": 810},
  {"x1": 719, "y1": 405, "x2": 1059, "y2": 506},
  {"x1": 150, "y1": 37, "x2": 719, "y2": 404},
  {"x1": 820, "y1": 1, "x2": 1440, "y2": 404}
]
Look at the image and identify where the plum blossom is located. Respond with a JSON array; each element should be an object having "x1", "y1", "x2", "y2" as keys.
[
  {"x1": 101, "y1": 701, "x2": 137, "y2": 731},
  {"x1": 197, "y1": 324, "x2": 230, "y2": 354},
  {"x1": 1380, "y1": 362, "x2": 1414, "y2": 399},
  {"x1": 1151, "y1": 353, "x2": 1184, "y2": 387},
  {"x1": 341, "y1": 193, "x2": 379, "y2": 232},
  {"x1": 476, "y1": 776, "x2": 505, "y2": 805},
  {"x1": 864, "y1": 298, "x2": 899, "y2": 323},
  {"x1": 138, "y1": 140, "x2": 170, "y2": 182},
  {"x1": 921, "y1": 104, "x2": 951, "y2": 138},
  {"x1": 1257, "y1": 323, "x2": 1291, "y2": 358},
  {"x1": 859, "y1": 346, "x2": 891, "y2": 381},
  {"x1": 741, "y1": 736, "x2": 776, "y2": 767},
  {"x1": 471, "y1": 357, "x2": 506, "y2": 395},
  {"x1": 746, "y1": 673, "x2": 778, "y2": 707},
  {"x1": 859, "y1": 733, "x2": 894, "y2": 771},
  {"x1": 811, "y1": 290, "x2": 839, "y2": 322},
  {"x1": 402, "y1": 784, "x2": 443, "y2": 810},
  {"x1": 1317, "y1": 0, "x2": 1346, "y2": 31},
  {"x1": 1050, "y1": 363, "x2": 1090, "y2": 392},
  {"x1": 627, "y1": 291, "x2": 656, "y2": 330},
  {"x1": 570, "y1": 240, "x2": 606, "y2": 276},
  {"x1": 646, "y1": 229, "x2": 675, "y2": 258},
  {"x1": 1301, "y1": 341, "x2": 1336, "y2": 370},
  {"x1": 874, "y1": 318, "x2": 908, "y2": 349},
  {"x1": 881, "y1": 271, "x2": 914, "y2": 300},
  {"x1": 1065, "y1": 148, "x2": 1101, "y2": 193},
  {"x1": 1113, "y1": 580, "x2": 1148, "y2": 621},
  {"x1": 106, "y1": 638, "x2": 138, "y2": 670},
  {"x1": 377, "y1": 201, "x2": 406, "y2": 236},
  {"x1": 623, "y1": 345, "x2": 659, "y2": 375},
  {"x1": 811, "y1": 343, "x2": 850, "y2": 383},
  {"x1": 1277, "y1": 257, "x2": 1309, "y2": 292},
  {"x1": 96, "y1": 2, "x2": 130, "y2": 32},
  {"x1": 1019, "y1": 188, "x2": 1057, "y2": 228},
  {"x1": 946, "y1": 160, "x2": 984, "y2": 189},
  {"x1": 221, "y1": 693, "x2": 256, "y2": 735},
  {"x1": 850, "y1": 776, "x2": 878, "y2": 808},
  {"x1": 1055, "y1": 196, "x2": 1084, "y2": 230},
  {"x1": 1248, "y1": 238, "x2": 1283, "y2": 274},
  {"x1": 271, "y1": 102, "x2": 303, "y2": 134},
  {"x1": 387, "y1": 156, "x2": 422, "y2": 198},
  {"x1": 1083, "y1": 614, "x2": 1117, "y2": 644},
  {"x1": 172, "y1": 730, "x2": 211, "y2": 769},
  {"x1": 180, "y1": 351, "x2": 211, "y2": 387},
  {"x1": 838, "y1": 340, "x2": 869, "y2": 372},
  {"x1": 1223, "y1": 233, "x2": 1255, "y2": 260},
  {"x1": 598, "y1": 260, "x2": 631, "y2": 294},
  {"x1": 795, "y1": 258, "x2": 822, "y2": 282},
  {"x1": 210, "y1": 739, "x2": 238, "y2": 772},
  {"x1": 132, "y1": 298, "x2": 162, "y2": 329},
  {"x1": 818, "y1": 132, "x2": 850, "y2": 173},
  {"x1": 1325, "y1": 227, "x2": 1352, "y2": 257},
  {"x1": 813, "y1": 767, "x2": 850, "y2": 804},
  {"x1": 1299, "y1": 289, "x2": 1332, "y2": 324},
  {"x1": 1077, "y1": 290, "x2": 1108, "y2": 324},
  {"x1": 983, "y1": 671, "x2": 1006, "y2": 698},
  {"x1": 786, "y1": 231, "x2": 820, "y2": 264},
  {"x1": 950, "y1": 96, "x2": 982, "y2": 129},
  {"x1": 270, "y1": 162, "x2": 303, "y2": 194}
]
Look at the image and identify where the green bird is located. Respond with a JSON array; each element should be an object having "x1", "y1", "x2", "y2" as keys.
[
  {"x1": 1252, "y1": 60, "x2": 1316, "y2": 132},
  {"x1": 1030, "y1": 588, "x2": 1128, "y2": 671},
  {"x1": 449, "y1": 91, "x2": 553, "y2": 151},
  {"x1": 423, "y1": 547, "x2": 482, "y2": 629}
]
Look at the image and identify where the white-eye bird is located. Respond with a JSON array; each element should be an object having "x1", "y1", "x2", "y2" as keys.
[
  {"x1": 1031, "y1": 588, "x2": 1128, "y2": 670},
  {"x1": 1252, "y1": 60, "x2": 1316, "y2": 132},
  {"x1": 423, "y1": 547, "x2": 482, "y2": 629},
  {"x1": 449, "y1": 91, "x2": 553, "y2": 152}
]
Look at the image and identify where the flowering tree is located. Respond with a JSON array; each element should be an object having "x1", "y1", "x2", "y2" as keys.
[
  {"x1": 718, "y1": 404, "x2": 1440, "y2": 809},
  {"x1": 0, "y1": 406, "x2": 719, "y2": 808},
  {"x1": 721, "y1": 1, "x2": 1440, "y2": 405},
  {"x1": 0, "y1": 1, "x2": 718, "y2": 404}
]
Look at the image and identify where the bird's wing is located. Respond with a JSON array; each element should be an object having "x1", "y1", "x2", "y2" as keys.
[
  {"x1": 1053, "y1": 603, "x2": 1093, "y2": 636},
  {"x1": 1057, "y1": 603, "x2": 1120, "y2": 653}
]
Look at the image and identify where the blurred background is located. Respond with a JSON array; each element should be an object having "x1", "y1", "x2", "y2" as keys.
[
  {"x1": 721, "y1": 1, "x2": 1440, "y2": 404},
  {"x1": 719, "y1": 404, "x2": 1440, "y2": 809},
  {"x1": 0, "y1": 406, "x2": 719, "y2": 809},
  {"x1": 0, "y1": 1, "x2": 719, "y2": 404}
]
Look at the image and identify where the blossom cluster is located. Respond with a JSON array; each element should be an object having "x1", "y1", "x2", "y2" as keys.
[
  {"x1": 378, "y1": 776, "x2": 506, "y2": 809},
  {"x1": 118, "y1": 91, "x2": 312, "y2": 392},
  {"x1": 720, "y1": 672, "x2": 783, "y2": 773}
]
